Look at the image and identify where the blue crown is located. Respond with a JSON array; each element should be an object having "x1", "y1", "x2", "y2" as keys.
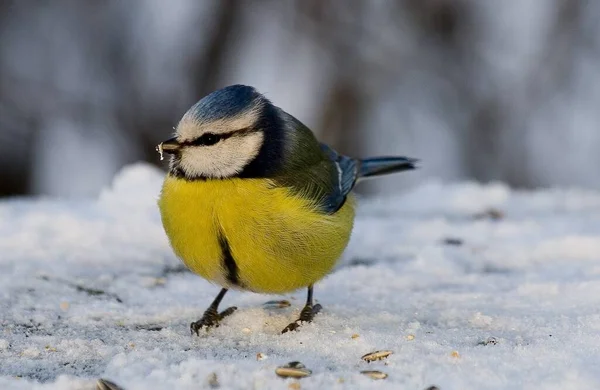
[{"x1": 188, "y1": 85, "x2": 262, "y2": 122}]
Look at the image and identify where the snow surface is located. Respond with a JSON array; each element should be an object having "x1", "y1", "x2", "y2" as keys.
[{"x1": 2, "y1": 163, "x2": 600, "y2": 389}]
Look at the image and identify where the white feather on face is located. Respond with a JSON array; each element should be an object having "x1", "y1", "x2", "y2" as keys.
[{"x1": 173, "y1": 108, "x2": 265, "y2": 179}]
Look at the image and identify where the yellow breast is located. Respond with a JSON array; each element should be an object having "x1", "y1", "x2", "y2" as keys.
[{"x1": 158, "y1": 175, "x2": 355, "y2": 293}]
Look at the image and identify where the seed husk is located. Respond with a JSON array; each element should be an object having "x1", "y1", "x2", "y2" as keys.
[
  {"x1": 256, "y1": 352, "x2": 267, "y2": 360},
  {"x1": 275, "y1": 367, "x2": 312, "y2": 378},
  {"x1": 156, "y1": 143, "x2": 164, "y2": 160},
  {"x1": 263, "y1": 300, "x2": 291, "y2": 308},
  {"x1": 207, "y1": 372, "x2": 219, "y2": 389},
  {"x1": 361, "y1": 350, "x2": 393, "y2": 362},
  {"x1": 276, "y1": 362, "x2": 311, "y2": 378},
  {"x1": 360, "y1": 370, "x2": 388, "y2": 380},
  {"x1": 96, "y1": 379, "x2": 124, "y2": 390}
]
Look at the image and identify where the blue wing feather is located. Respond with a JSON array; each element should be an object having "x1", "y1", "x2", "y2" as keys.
[
  {"x1": 273, "y1": 110, "x2": 416, "y2": 214},
  {"x1": 319, "y1": 143, "x2": 359, "y2": 213},
  {"x1": 318, "y1": 144, "x2": 417, "y2": 212}
]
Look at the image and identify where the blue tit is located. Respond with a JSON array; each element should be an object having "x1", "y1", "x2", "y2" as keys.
[{"x1": 156, "y1": 85, "x2": 417, "y2": 334}]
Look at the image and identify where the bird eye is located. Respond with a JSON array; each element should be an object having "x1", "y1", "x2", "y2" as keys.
[{"x1": 194, "y1": 133, "x2": 220, "y2": 146}]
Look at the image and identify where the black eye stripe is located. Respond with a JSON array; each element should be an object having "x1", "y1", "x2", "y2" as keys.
[{"x1": 182, "y1": 127, "x2": 258, "y2": 147}]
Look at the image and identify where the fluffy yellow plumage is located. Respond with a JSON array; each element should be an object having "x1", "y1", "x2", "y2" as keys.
[
  {"x1": 155, "y1": 85, "x2": 416, "y2": 334},
  {"x1": 159, "y1": 175, "x2": 355, "y2": 294}
]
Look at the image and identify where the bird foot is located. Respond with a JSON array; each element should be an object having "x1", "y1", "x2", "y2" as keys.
[
  {"x1": 281, "y1": 303, "x2": 322, "y2": 334},
  {"x1": 190, "y1": 306, "x2": 237, "y2": 335}
]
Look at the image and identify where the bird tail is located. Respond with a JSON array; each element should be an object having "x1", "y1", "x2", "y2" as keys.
[{"x1": 357, "y1": 156, "x2": 418, "y2": 179}]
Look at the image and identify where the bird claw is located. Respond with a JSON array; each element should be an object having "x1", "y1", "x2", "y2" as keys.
[
  {"x1": 281, "y1": 321, "x2": 302, "y2": 333},
  {"x1": 190, "y1": 317, "x2": 215, "y2": 335},
  {"x1": 190, "y1": 306, "x2": 237, "y2": 335},
  {"x1": 281, "y1": 303, "x2": 322, "y2": 334}
]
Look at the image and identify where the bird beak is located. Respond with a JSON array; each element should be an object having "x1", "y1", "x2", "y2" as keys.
[{"x1": 156, "y1": 137, "x2": 180, "y2": 160}]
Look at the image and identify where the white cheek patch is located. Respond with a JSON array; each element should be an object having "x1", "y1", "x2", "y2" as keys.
[{"x1": 179, "y1": 132, "x2": 264, "y2": 178}]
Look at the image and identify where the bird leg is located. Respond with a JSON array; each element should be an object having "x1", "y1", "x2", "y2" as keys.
[
  {"x1": 281, "y1": 285, "x2": 322, "y2": 333},
  {"x1": 190, "y1": 288, "x2": 237, "y2": 335}
]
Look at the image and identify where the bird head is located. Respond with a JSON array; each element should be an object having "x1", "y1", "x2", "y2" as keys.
[{"x1": 158, "y1": 85, "x2": 282, "y2": 179}]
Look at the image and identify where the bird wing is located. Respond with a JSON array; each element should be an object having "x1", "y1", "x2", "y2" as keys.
[
  {"x1": 272, "y1": 143, "x2": 358, "y2": 214},
  {"x1": 271, "y1": 111, "x2": 359, "y2": 214},
  {"x1": 318, "y1": 143, "x2": 359, "y2": 209},
  {"x1": 275, "y1": 141, "x2": 418, "y2": 213}
]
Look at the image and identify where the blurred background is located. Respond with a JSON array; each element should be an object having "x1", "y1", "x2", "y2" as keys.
[{"x1": 1, "y1": 0, "x2": 599, "y2": 198}]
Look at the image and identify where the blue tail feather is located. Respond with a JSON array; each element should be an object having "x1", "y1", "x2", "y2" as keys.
[{"x1": 358, "y1": 157, "x2": 418, "y2": 178}]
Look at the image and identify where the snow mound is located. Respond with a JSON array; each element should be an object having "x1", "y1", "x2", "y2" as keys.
[{"x1": 98, "y1": 162, "x2": 165, "y2": 212}]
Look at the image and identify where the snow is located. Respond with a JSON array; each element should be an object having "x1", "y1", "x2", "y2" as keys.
[{"x1": 2, "y1": 163, "x2": 600, "y2": 389}]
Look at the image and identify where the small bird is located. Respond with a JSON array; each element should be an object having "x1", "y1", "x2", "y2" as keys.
[{"x1": 156, "y1": 85, "x2": 417, "y2": 335}]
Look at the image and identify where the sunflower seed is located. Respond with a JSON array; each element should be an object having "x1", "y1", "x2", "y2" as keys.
[
  {"x1": 361, "y1": 350, "x2": 393, "y2": 362},
  {"x1": 360, "y1": 370, "x2": 388, "y2": 380},
  {"x1": 96, "y1": 378, "x2": 125, "y2": 390},
  {"x1": 276, "y1": 362, "x2": 311, "y2": 378}
]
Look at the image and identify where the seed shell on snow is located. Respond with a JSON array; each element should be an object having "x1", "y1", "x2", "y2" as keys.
[
  {"x1": 207, "y1": 372, "x2": 219, "y2": 389},
  {"x1": 96, "y1": 378, "x2": 125, "y2": 390},
  {"x1": 256, "y1": 352, "x2": 268, "y2": 360},
  {"x1": 360, "y1": 370, "x2": 388, "y2": 380},
  {"x1": 275, "y1": 367, "x2": 312, "y2": 378},
  {"x1": 361, "y1": 350, "x2": 393, "y2": 362},
  {"x1": 263, "y1": 300, "x2": 291, "y2": 308},
  {"x1": 275, "y1": 361, "x2": 312, "y2": 378}
]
